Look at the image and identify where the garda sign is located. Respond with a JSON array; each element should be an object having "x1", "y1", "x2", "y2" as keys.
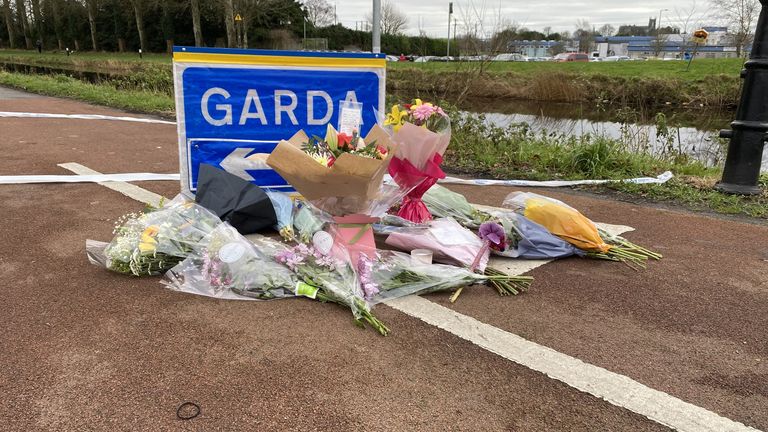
[{"x1": 172, "y1": 46, "x2": 386, "y2": 195}]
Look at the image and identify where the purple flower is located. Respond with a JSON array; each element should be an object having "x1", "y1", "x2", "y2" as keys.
[
  {"x1": 479, "y1": 222, "x2": 507, "y2": 251},
  {"x1": 357, "y1": 255, "x2": 379, "y2": 299}
]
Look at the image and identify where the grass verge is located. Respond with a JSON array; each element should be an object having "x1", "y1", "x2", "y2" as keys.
[
  {"x1": 446, "y1": 112, "x2": 768, "y2": 221},
  {"x1": 0, "y1": 71, "x2": 174, "y2": 117}
]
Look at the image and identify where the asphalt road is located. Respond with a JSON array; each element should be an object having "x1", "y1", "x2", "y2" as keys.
[{"x1": 1, "y1": 87, "x2": 766, "y2": 431}]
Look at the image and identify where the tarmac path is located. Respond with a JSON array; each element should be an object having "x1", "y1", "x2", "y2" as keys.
[{"x1": 1, "y1": 87, "x2": 766, "y2": 431}]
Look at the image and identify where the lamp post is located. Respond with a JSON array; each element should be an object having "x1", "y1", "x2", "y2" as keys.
[
  {"x1": 716, "y1": 0, "x2": 768, "y2": 194},
  {"x1": 657, "y1": 8, "x2": 668, "y2": 34},
  {"x1": 446, "y1": 2, "x2": 453, "y2": 58},
  {"x1": 372, "y1": 0, "x2": 381, "y2": 53},
  {"x1": 656, "y1": 8, "x2": 669, "y2": 58}
]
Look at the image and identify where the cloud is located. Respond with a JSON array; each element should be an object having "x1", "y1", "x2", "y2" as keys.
[{"x1": 333, "y1": 0, "x2": 713, "y2": 37}]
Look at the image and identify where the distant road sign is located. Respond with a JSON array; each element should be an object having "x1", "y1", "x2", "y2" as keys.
[{"x1": 172, "y1": 47, "x2": 386, "y2": 195}]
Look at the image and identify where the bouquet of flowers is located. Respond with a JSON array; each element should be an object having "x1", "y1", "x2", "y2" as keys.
[
  {"x1": 368, "y1": 250, "x2": 532, "y2": 303},
  {"x1": 503, "y1": 192, "x2": 661, "y2": 267},
  {"x1": 301, "y1": 124, "x2": 390, "y2": 169},
  {"x1": 267, "y1": 124, "x2": 398, "y2": 217},
  {"x1": 293, "y1": 202, "x2": 326, "y2": 243},
  {"x1": 265, "y1": 190, "x2": 295, "y2": 240},
  {"x1": 479, "y1": 214, "x2": 580, "y2": 260},
  {"x1": 86, "y1": 195, "x2": 222, "y2": 276},
  {"x1": 275, "y1": 241, "x2": 390, "y2": 335},
  {"x1": 422, "y1": 184, "x2": 492, "y2": 228},
  {"x1": 384, "y1": 99, "x2": 452, "y2": 223},
  {"x1": 423, "y1": 185, "x2": 579, "y2": 260},
  {"x1": 268, "y1": 122, "x2": 418, "y2": 267},
  {"x1": 384, "y1": 218, "x2": 532, "y2": 298},
  {"x1": 163, "y1": 224, "x2": 318, "y2": 300}
]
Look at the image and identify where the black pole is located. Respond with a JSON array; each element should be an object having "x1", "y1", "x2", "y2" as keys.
[{"x1": 716, "y1": 0, "x2": 768, "y2": 195}]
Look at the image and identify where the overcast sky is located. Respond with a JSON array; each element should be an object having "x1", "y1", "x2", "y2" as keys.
[{"x1": 333, "y1": 1, "x2": 716, "y2": 37}]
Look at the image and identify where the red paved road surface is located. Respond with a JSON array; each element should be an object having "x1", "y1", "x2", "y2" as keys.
[{"x1": 1, "y1": 88, "x2": 766, "y2": 431}]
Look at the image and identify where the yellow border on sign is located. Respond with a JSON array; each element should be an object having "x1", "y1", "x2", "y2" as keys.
[{"x1": 173, "y1": 52, "x2": 386, "y2": 69}]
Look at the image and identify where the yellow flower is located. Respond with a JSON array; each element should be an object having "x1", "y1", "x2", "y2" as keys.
[
  {"x1": 138, "y1": 225, "x2": 159, "y2": 253},
  {"x1": 384, "y1": 105, "x2": 408, "y2": 132},
  {"x1": 311, "y1": 153, "x2": 332, "y2": 167}
]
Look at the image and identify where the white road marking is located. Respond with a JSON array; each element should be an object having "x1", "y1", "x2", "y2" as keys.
[
  {"x1": 0, "y1": 111, "x2": 175, "y2": 124},
  {"x1": 66, "y1": 163, "x2": 761, "y2": 432},
  {"x1": 385, "y1": 296, "x2": 759, "y2": 432},
  {"x1": 58, "y1": 163, "x2": 166, "y2": 208},
  {"x1": 0, "y1": 172, "x2": 179, "y2": 185}
]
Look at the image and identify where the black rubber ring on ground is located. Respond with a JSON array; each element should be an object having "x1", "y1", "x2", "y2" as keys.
[{"x1": 176, "y1": 402, "x2": 201, "y2": 420}]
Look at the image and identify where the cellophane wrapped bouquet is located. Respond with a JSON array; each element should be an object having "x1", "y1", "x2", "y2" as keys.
[
  {"x1": 267, "y1": 123, "x2": 419, "y2": 266},
  {"x1": 503, "y1": 192, "x2": 661, "y2": 267},
  {"x1": 384, "y1": 99, "x2": 451, "y2": 223},
  {"x1": 423, "y1": 185, "x2": 579, "y2": 260},
  {"x1": 164, "y1": 222, "x2": 389, "y2": 335},
  {"x1": 86, "y1": 195, "x2": 222, "y2": 276}
]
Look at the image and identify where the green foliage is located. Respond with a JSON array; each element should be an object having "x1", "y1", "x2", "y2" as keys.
[
  {"x1": 444, "y1": 111, "x2": 713, "y2": 181},
  {"x1": 0, "y1": 71, "x2": 174, "y2": 116}
]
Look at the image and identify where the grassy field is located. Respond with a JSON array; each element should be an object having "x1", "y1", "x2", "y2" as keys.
[
  {"x1": 0, "y1": 49, "x2": 745, "y2": 79},
  {"x1": 388, "y1": 57, "x2": 745, "y2": 81},
  {"x1": 0, "y1": 49, "x2": 171, "y2": 65},
  {"x1": 0, "y1": 49, "x2": 744, "y2": 108}
]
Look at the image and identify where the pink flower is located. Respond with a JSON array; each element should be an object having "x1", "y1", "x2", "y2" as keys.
[{"x1": 412, "y1": 104, "x2": 436, "y2": 122}]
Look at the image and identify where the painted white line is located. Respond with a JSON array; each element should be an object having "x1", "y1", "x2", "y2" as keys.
[
  {"x1": 385, "y1": 296, "x2": 759, "y2": 432},
  {"x1": 0, "y1": 172, "x2": 179, "y2": 184},
  {"x1": 0, "y1": 111, "x2": 175, "y2": 124},
  {"x1": 71, "y1": 163, "x2": 759, "y2": 432},
  {"x1": 440, "y1": 171, "x2": 674, "y2": 188},
  {"x1": 58, "y1": 163, "x2": 166, "y2": 208}
]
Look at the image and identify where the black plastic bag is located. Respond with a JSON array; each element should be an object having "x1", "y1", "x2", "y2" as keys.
[{"x1": 195, "y1": 164, "x2": 277, "y2": 235}]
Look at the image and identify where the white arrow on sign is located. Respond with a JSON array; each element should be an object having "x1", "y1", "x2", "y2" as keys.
[{"x1": 220, "y1": 148, "x2": 271, "y2": 181}]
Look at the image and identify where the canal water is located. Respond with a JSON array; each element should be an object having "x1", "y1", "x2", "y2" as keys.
[{"x1": 461, "y1": 99, "x2": 768, "y2": 172}]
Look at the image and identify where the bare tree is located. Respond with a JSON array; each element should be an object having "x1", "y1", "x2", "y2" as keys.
[
  {"x1": 85, "y1": 0, "x2": 98, "y2": 50},
  {"x1": 15, "y1": 0, "x2": 32, "y2": 48},
  {"x1": 366, "y1": 0, "x2": 407, "y2": 35},
  {"x1": 598, "y1": 24, "x2": 616, "y2": 37},
  {"x1": 190, "y1": 0, "x2": 203, "y2": 46},
  {"x1": 2, "y1": 0, "x2": 14, "y2": 48},
  {"x1": 574, "y1": 19, "x2": 594, "y2": 52},
  {"x1": 48, "y1": 0, "x2": 64, "y2": 49},
  {"x1": 652, "y1": 33, "x2": 670, "y2": 57},
  {"x1": 129, "y1": 0, "x2": 149, "y2": 51},
  {"x1": 30, "y1": 0, "x2": 43, "y2": 44},
  {"x1": 674, "y1": 0, "x2": 704, "y2": 35},
  {"x1": 712, "y1": 0, "x2": 760, "y2": 56},
  {"x1": 303, "y1": 0, "x2": 332, "y2": 27},
  {"x1": 221, "y1": 0, "x2": 236, "y2": 47}
]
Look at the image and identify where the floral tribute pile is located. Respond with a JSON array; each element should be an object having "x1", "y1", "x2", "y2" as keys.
[{"x1": 87, "y1": 99, "x2": 661, "y2": 336}]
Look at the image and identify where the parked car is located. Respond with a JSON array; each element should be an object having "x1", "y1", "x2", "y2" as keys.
[
  {"x1": 385, "y1": 55, "x2": 399, "y2": 62},
  {"x1": 492, "y1": 53, "x2": 527, "y2": 62},
  {"x1": 554, "y1": 53, "x2": 590, "y2": 62},
  {"x1": 603, "y1": 55, "x2": 631, "y2": 62}
]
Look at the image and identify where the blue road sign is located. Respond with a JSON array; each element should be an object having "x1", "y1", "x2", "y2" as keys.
[{"x1": 173, "y1": 47, "x2": 386, "y2": 195}]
